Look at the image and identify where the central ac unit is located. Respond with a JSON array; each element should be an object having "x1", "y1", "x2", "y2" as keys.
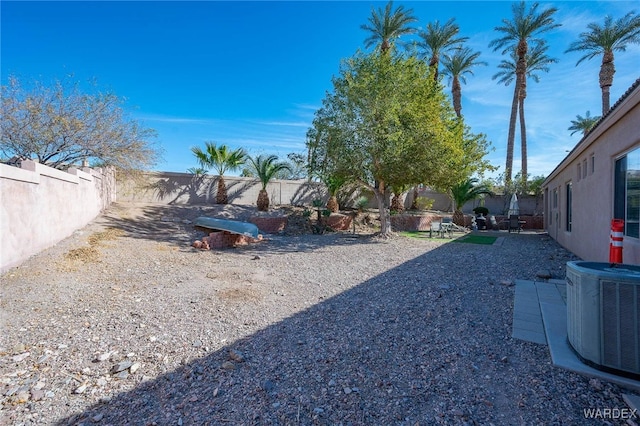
[{"x1": 566, "y1": 261, "x2": 640, "y2": 377}]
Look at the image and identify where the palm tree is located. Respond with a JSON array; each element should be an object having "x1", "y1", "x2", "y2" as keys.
[
  {"x1": 565, "y1": 12, "x2": 640, "y2": 115},
  {"x1": 568, "y1": 111, "x2": 601, "y2": 136},
  {"x1": 191, "y1": 142, "x2": 247, "y2": 204},
  {"x1": 492, "y1": 42, "x2": 557, "y2": 181},
  {"x1": 450, "y1": 178, "x2": 494, "y2": 226},
  {"x1": 441, "y1": 46, "x2": 487, "y2": 118},
  {"x1": 324, "y1": 175, "x2": 346, "y2": 213},
  {"x1": 247, "y1": 154, "x2": 291, "y2": 211},
  {"x1": 489, "y1": 1, "x2": 560, "y2": 183},
  {"x1": 390, "y1": 184, "x2": 409, "y2": 213},
  {"x1": 418, "y1": 18, "x2": 468, "y2": 81},
  {"x1": 361, "y1": 1, "x2": 417, "y2": 54}
]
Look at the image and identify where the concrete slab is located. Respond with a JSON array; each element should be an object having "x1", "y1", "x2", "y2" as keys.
[
  {"x1": 622, "y1": 393, "x2": 640, "y2": 412},
  {"x1": 512, "y1": 280, "x2": 547, "y2": 345},
  {"x1": 512, "y1": 329, "x2": 547, "y2": 345},
  {"x1": 539, "y1": 298, "x2": 640, "y2": 392},
  {"x1": 513, "y1": 279, "x2": 640, "y2": 392}
]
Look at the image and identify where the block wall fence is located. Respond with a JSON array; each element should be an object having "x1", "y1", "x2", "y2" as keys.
[
  {"x1": 117, "y1": 171, "x2": 542, "y2": 216},
  {"x1": 0, "y1": 160, "x2": 116, "y2": 274}
]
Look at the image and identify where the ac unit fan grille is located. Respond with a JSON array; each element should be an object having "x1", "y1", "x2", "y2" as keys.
[{"x1": 601, "y1": 280, "x2": 640, "y2": 374}]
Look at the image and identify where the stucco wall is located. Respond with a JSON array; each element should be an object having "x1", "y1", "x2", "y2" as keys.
[
  {"x1": 0, "y1": 160, "x2": 116, "y2": 273},
  {"x1": 118, "y1": 172, "x2": 327, "y2": 207},
  {"x1": 543, "y1": 81, "x2": 640, "y2": 263}
]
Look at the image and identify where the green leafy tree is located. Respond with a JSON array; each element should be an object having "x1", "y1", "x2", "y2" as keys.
[
  {"x1": 418, "y1": 18, "x2": 468, "y2": 81},
  {"x1": 492, "y1": 42, "x2": 557, "y2": 182},
  {"x1": 191, "y1": 142, "x2": 247, "y2": 204},
  {"x1": 272, "y1": 152, "x2": 308, "y2": 180},
  {"x1": 307, "y1": 52, "x2": 492, "y2": 236},
  {"x1": 361, "y1": 1, "x2": 417, "y2": 54},
  {"x1": 489, "y1": 1, "x2": 560, "y2": 183},
  {"x1": 568, "y1": 111, "x2": 601, "y2": 136},
  {"x1": 246, "y1": 154, "x2": 291, "y2": 211},
  {"x1": 441, "y1": 46, "x2": 487, "y2": 117},
  {"x1": 566, "y1": 12, "x2": 640, "y2": 115},
  {"x1": 450, "y1": 178, "x2": 494, "y2": 226},
  {"x1": 0, "y1": 75, "x2": 160, "y2": 171}
]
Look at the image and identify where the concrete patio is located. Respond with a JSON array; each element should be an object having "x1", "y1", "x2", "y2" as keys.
[{"x1": 512, "y1": 278, "x2": 640, "y2": 408}]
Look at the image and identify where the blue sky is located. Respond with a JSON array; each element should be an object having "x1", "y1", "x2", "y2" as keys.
[{"x1": 2, "y1": 1, "x2": 639, "y2": 180}]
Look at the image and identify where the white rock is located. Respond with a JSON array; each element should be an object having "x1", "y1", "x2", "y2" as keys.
[
  {"x1": 96, "y1": 352, "x2": 111, "y2": 362},
  {"x1": 74, "y1": 384, "x2": 88, "y2": 394},
  {"x1": 12, "y1": 352, "x2": 30, "y2": 362}
]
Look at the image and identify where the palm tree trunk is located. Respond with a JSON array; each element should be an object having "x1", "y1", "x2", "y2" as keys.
[
  {"x1": 216, "y1": 176, "x2": 228, "y2": 204},
  {"x1": 505, "y1": 80, "x2": 520, "y2": 184},
  {"x1": 429, "y1": 54, "x2": 440, "y2": 81},
  {"x1": 257, "y1": 189, "x2": 270, "y2": 211},
  {"x1": 506, "y1": 45, "x2": 527, "y2": 184},
  {"x1": 452, "y1": 75, "x2": 462, "y2": 118},
  {"x1": 453, "y1": 209, "x2": 465, "y2": 226},
  {"x1": 599, "y1": 50, "x2": 615, "y2": 115},
  {"x1": 391, "y1": 193, "x2": 404, "y2": 212},
  {"x1": 410, "y1": 186, "x2": 419, "y2": 210},
  {"x1": 327, "y1": 196, "x2": 339, "y2": 213},
  {"x1": 518, "y1": 83, "x2": 528, "y2": 188}
]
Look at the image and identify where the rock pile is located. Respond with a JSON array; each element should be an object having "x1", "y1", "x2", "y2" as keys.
[{"x1": 192, "y1": 231, "x2": 263, "y2": 250}]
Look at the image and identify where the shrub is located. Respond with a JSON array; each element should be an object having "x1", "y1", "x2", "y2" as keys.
[
  {"x1": 473, "y1": 206, "x2": 489, "y2": 216},
  {"x1": 415, "y1": 196, "x2": 435, "y2": 211}
]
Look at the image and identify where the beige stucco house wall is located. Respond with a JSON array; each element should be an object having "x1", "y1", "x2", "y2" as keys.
[{"x1": 542, "y1": 78, "x2": 640, "y2": 264}]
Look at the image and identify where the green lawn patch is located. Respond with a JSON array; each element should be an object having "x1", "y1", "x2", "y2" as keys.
[
  {"x1": 453, "y1": 235, "x2": 497, "y2": 245},
  {"x1": 398, "y1": 231, "x2": 455, "y2": 241}
]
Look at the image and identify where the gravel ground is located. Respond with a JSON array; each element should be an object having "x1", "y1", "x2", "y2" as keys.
[{"x1": 1, "y1": 202, "x2": 637, "y2": 425}]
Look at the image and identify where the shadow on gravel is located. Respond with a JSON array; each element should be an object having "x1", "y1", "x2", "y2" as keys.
[
  {"x1": 54, "y1": 233, "x2": 597, "y2": 425},
  {"x1": 100, "y1": 202, "x2": 381, "y2": 253}
]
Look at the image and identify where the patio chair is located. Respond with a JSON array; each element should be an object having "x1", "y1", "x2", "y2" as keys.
[
  {"x1": 430, "y1": 221, "x2": 444, "y2": 238},
  {"x1": 440, "y1": 217, "x2": 454, "y2": 238},
  {"x1": 508, "y1": 215, "x2": 521, "y2": 233},
  {"x1": 442, "y1": 216, "x2": 466, "y2": 233}
]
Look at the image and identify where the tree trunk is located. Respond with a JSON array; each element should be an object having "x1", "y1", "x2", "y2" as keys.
[
  {"x1": 505, "y1": 45, "x2": 527, "y2": 184},
  {"x1": 452, "y1": 209, "x2": 465, "y2": 226},
  {"x1": 410, "y1": 186, "x2": 419, "y2": 210},
  {"x1": 429, "y1": 54, "x2": 439, "y2": 81},
  {"x1": 216, "y1": 176, "x2": 228, "y2": 204},
  {"x1": 391, "y1": 193, "x2": 404, "y2": 212},
  {"x1": 327, "y1": 196, "x2": 339, "y2": 213},
  {"x1": 374, "y1": 182, "x2": 392, "y2": 236},
  {"x1": 518, "y1": 83, "x2": 528, "y2": 189},
  {"x1": 599, "y1": 50, "x2": 615, "y2": 115},
  {"x1": 256, "y1": 189, "x2": 270, "y2": 211},
  {"x1": 452, "y1": 75, "x2": 462, "y2": 118},
  {"x1": 505, "y1": 82, "x2": 519, "y2": 184}
]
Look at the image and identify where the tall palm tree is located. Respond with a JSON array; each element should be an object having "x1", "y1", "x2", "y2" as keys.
[
  {"x1": 568, "y1": 111, "x2": 601, "y2": 136},
  {"x1": 441, "y1": 46, "x2": 487, "y2": 118},
  {"x1": 418, "y1": 18, "x2": 468, "y2": 81},
  {"x1": 492, "y1": 42, "x2": 557, "y2": 181},
  {"x1": 565, "y1": 12, "x2": 640, "y2": 115},
  {"x1": 450, "y1": 178, "x2": 494, "y2": 226},
  {"x1": 489, "y1": 1, "x2": 560, "y2": 183},
  {"x1": 247, "y1": 154, "x2": 291, "y2": 211},
  {"x1": 361, "y1": 1, "x2": 417, "y2": 54},
  {"x1": 191, "y1": 142, "x2": 247, "y2": 204}
]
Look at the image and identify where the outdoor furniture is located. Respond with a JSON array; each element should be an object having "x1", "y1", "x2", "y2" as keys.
[
  {"x1": 476, "y1": 215, "x2": 487, "y2": 230},
  {"x1": 442, "y1": 216, "x2": 466, "y2": 233},
  {"x1": 489, "y1": 215, "x2": 499, "y2": 230},
  {"x1": 440, "y1": 217, "x2": 454, "y2": 238},
  {"x1": 508, "y1": 215, "x2": 522, "y2": 233},
  {"x1": 430, "y1": 221, "x2": 445, "y2": 238}
]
